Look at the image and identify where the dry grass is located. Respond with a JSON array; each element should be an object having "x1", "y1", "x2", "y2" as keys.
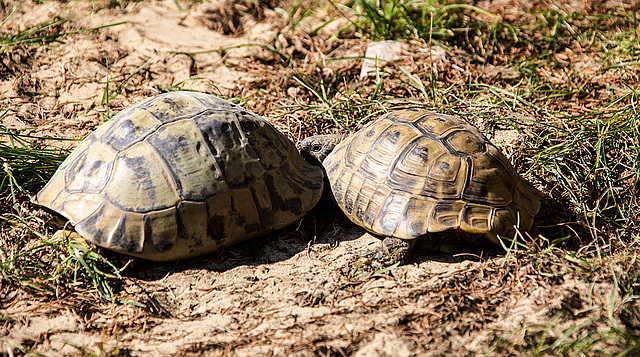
[{"x1": 1, "y1": 0, "x2": 640, "y2": 355}]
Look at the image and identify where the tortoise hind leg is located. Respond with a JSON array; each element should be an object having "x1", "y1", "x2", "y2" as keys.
[
  {"x1": 367, "y1": 237, "x2": 416, "y2": 266},
  {"x1": 51, "y1": 229, "x2": 91, "y2": 249}
]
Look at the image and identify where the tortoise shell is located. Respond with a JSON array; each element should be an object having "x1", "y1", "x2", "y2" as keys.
[
  {"x1": 321, "y1": 109, "x2": 542, "y2": 243},
  {"x1": 36, "y1": 91, "x2": 324, "y2": 261}
]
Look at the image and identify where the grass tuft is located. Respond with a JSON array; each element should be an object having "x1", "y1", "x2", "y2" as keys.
[
  {"x1": 529, "y1": 90, "x2": 640, "y2": 250},
  {"x1": 0, "y1": 124, "x2": 68, "y2": 198},
  {"x1": 0, "y1": 125, "x2": 126, "y2": 303},
  {"x1": 488, "y1": 315, "x2": 640, "y2": 356},
  {"x1": 337, "y1": 0, "x2": 493, "y2": 42},
  {"x1": 0, "y1": 221, "x2": 127, "y2": 303}
]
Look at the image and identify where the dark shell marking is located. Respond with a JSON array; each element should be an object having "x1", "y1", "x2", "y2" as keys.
[
  {"x1": 37, "y1": 91, "x2": 324, "y2": 261},
  {"x1": 322, "y1": 110, "x2": 542, "y2": 242}
]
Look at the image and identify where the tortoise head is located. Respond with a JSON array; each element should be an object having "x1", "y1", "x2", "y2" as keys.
[{"x1": 300, "y1": 134, "x2": 344, "y2": 165}]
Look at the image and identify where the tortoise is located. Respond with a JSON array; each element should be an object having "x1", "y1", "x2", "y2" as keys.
[
  {"x1": 36, "y1": 91, "x2": 324, "y2": 262},
  {"x1": 301, "y1": 109, "x2": 542, "y2": 265}
]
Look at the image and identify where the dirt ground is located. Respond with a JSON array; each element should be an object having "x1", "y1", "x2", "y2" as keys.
[{"x1": 1, "y1": 0, "x2": 638, "y2": 356}]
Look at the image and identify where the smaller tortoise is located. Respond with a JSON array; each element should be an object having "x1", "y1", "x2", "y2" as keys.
[
  {"x1": 301, "y1": 109, "x2": 542, "y2": 265},
  {"x1": 36, "y1": 91, "x2": 324, "y2": 261}
]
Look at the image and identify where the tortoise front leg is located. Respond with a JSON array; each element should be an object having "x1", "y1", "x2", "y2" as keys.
[{"x1": 368, "y1": 237, "x2": 416, "y2": 266}]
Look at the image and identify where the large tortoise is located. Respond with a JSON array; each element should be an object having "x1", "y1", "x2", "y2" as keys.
[
  {"x1": 36, "y1": 91, "x2": 324, "y2": 261},
  {"x1": 301, "y1": 109, "x2": 542, "y2": 264}
]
